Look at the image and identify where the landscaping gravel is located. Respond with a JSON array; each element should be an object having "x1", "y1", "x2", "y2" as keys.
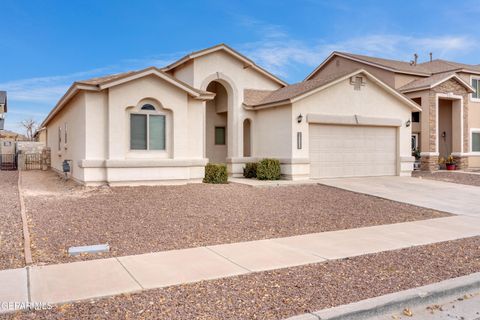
[
  {"x1": 22, "y1": 171, "x2": 449, "y2": 265},
  {"x1": 0, "y1": 171, "x2": 24, "y2": 270},
  {"x1": 6, "y1": 236, "x2": 480, "y2": 320},
  {"x1": 413, "y1": 170, "x2": 480, "y2": 187}
]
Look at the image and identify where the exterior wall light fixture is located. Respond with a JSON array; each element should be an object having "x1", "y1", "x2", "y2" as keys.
[
  {"x1": 406, "y1": 119, "x2": 411, "y2": 127},
  {"x1": 297, "y1": 114, "x2": 303, "y2": 123}
]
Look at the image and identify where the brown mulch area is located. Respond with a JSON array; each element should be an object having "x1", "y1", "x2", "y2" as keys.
[
  {"x1": 7, "y1": 236, "x2": 480, "y2": 320},
  {"x1": 22, "y1": 171, "x2": 449, "y2": 265},
  {"x1": 413, "y1": 170, "x2": 480, "y2": 187},
  {"x1": 0, "y1": 171, "x2": 24, "y2": 270}
]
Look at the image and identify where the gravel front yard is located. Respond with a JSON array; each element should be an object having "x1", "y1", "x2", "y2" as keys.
[
  {"x1": 413, "y1": 170, "x2": 480, "y2": 187},
  {"x1": 0, "y1": 171, "x2": 24, "y2": 270},
  {"x1": 7, "y1": 236, "x2": 480, "y2": 320},
  {"x1": 22, "y1": 171, "x2": 449, "y2": 265}
]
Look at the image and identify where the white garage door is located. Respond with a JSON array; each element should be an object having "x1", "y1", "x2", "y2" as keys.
[{"x1": 309, "y1": 124, "x2": 397, "y2": 178}]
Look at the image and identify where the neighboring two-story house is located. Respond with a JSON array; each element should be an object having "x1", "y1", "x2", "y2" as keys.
[{"x1": 306, "y1": 52, "x2": 480, "y2": 170}]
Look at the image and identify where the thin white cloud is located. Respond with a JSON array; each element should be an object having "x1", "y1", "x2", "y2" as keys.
[
  {"x1": 0, "y1": 51, "x2": 186, "y2": 108},
  {"x1": 0, "y1": 67, "x2": 114, "y2": 104},
  {"x1": 242, "y1": 34, "x2": 476, "y2": 78},
  {"x1": 235, "y1": 16, "x2": 477, "y2": 78},
  {"x1": 235, "y1": 15, "x2": 289, "y2": 40}
]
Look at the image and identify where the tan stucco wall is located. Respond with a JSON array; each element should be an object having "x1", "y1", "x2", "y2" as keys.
[
  {"x1": 394, "y1": 73, "x2": 424, "y2": 89},
  {"x1": 171, "y1": 60, "x2": 194, "y2": 85},
  {"x1": 254, "y1": 105, "x2": 292, "y2": 158},
  {"x1": 310, "y1": 56, "x2": 396, "y2": 88},
  {"x1": 85, "y1": 91, "x2": 108, "y2": 160},
  {"x1": 46, "y1": 92, "x2": 86, "y2": 182},
  {"x1": 292, "y1": 76, "x2": 413, "y2": 175},
  {"x1": 36, "y1": 130, "x2": 47, "y2": 143}
]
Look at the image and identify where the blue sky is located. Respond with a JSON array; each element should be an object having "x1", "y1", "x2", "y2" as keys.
[{"x1": 1, "y1": 0, "x2": 478, "y2": 133}]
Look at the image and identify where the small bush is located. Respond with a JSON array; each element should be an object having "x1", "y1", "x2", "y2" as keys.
[
  {"x1": 256, "y1": 158, "x2": 281, "y2": 180},
  {"x1": 203, "y1": 163, "x2": 228, "y2": 184},
  {"x1": 243, "y1": 162, "x2": 257, "y2": 178}
]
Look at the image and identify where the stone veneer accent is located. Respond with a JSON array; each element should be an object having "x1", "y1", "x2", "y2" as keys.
[
  {"x1": 420, "y1": 155, "x2": 439, "y2": 171},
  {"x1": 421, "y1": 78, "x2": 470, "y2": 171},
  {"x1": 453, "y1": 155, "x2": 468, "y2": 170}
]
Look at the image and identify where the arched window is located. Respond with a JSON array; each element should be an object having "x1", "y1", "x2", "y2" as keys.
[
  {"x1": 141, "y1": 104, "x2": 156, "y2": 111},
  {"x1": 130, "y1": 104, "x2": 166, "y2": 151}
]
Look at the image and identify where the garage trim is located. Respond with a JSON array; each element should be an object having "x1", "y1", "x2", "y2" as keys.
[{"x1": 307, "y1": 113, "x2": 402, "y2": 127}]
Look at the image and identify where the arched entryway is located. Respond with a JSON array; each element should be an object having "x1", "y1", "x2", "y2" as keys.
[
  {"x1": 243, "y1": 118, "x2": 251, "y2": 157},
  {"x1": 205, "y1": 81, "x2": 229, "y2": 163}
]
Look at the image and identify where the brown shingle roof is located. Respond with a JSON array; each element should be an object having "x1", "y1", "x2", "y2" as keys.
[
  {"x1": 418, "y1": 59, "x2": 480, "y2": 74},
  {"x1": 75, "y1": 67, "x2": 213, "y2": 96},
  {"x1": 336, "y1": 52, "x2": 432, "y2": 75},
  {"x1": 76, "y1": 71, "x2": 137, "y2": 86},
  {"x1": 338, "y1": 52, "x2": 480, "y2": 75},
  {"x1": 245, "y1": 70, "x2": 356, "y2": 107},
  {"x1": 398, "y1": 71, "x2": 456, "y2": 92},
  {"x1": 398, "y1": 71, "x2": 474, "y2": 93},
  {"x1": 243, "y1": 89, "x2": 273, "y2": 106}
]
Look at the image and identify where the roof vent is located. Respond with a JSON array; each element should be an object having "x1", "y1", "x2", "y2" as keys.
[
  {"x1": 410, "y1": 53, "x2": 418, "y2": 66},
  {"x1": 350, "y1": 76, "x2": 366, "y2": 90}
]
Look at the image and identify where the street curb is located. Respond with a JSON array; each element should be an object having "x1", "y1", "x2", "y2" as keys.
[{"x1": 286, "y1": 272, "x2": 480, "y2": 320}]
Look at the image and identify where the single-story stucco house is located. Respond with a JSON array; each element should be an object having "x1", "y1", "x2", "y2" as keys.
[{"x1": 40, "y1": 44, "x2": 478, "y2": 186}]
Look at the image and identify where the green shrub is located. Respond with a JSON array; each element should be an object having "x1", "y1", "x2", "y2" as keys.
[
  {"x1": 256, "y1": 158, "x2": 281, "y2": 180},
  {"x1": 243, "y1": 162, "x2": 257, "y2": 178},
  {"x1": 203, "y1": 163, "x2": 228, "y2": 184}
]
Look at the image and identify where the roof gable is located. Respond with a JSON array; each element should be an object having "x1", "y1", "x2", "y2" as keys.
[
  {"x1": 307, "y1": 52, "x2": 480, "y2": 81},
  {"x1": 41, "y1": 67, "x2": 215, "y2": 127},
  {"x1": 162, "y1": 43, "x2": 288, "y2": 87},
  {"x1": 246, "y1": 69, "x2": 421, "y2": 112},
  {"x1": 76, "y1": 66, "x2": 214, "y2": 98}
]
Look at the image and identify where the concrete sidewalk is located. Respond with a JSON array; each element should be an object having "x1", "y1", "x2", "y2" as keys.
[
  {"x1": 319, "y1": 176, "x2": 480, "y2": 217},
  {"x1": 2, "y1": 215, "x2": 480, "y2": 313}
]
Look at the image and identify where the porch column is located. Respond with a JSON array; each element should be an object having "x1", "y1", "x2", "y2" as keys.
[
  {"x1": 452, "y1": 98, "x2": 469, "y2": 169},
  {"x1": 420, "y1": 92, "x2": 438, "y2": 171}
]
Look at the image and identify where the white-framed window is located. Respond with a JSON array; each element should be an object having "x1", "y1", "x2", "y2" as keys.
[
  {"x1": 471, "y1": 128, "x2": 480, "y2": 154},
  {"x1": 130, "y1": 104, "x2": 166, "y2": 151},
  {"x1": 471, "y1": 76, "x2": 480, "y2": 101}
]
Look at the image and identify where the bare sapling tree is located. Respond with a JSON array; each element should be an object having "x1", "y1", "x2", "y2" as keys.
[{"x1": 20, "y1": 118, "x2": 38, "y2": 141}]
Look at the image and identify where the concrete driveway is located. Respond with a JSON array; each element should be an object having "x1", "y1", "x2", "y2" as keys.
[{"x1": 318, "y1": 176, "x2": 480, "y2": 216}]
